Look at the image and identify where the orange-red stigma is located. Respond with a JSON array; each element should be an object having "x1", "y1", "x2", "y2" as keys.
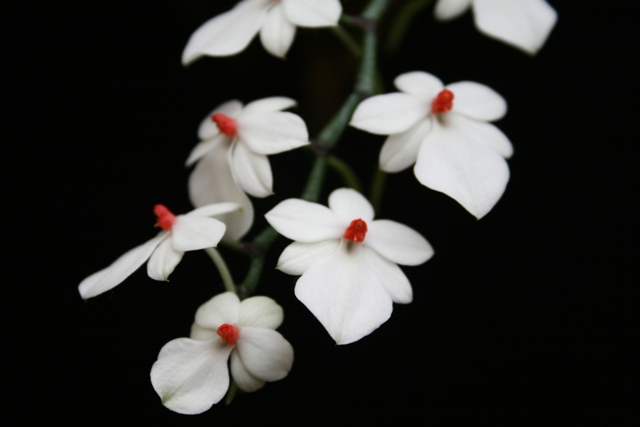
[
  {"x1": 217, "y1": 323, "x2": 240, "y2": 345},
  {"x1": 431, "y1": 89, "x2": 454, "y2": 114},
  {"x1": 154, "y1": 204, "x2": 176, "y2": 231},
  {"x1": 211, "y1": 113, "x2": 237, "y2": 136},
  {"x1": 344, "y1": 219, "x2": 368, "y2": 242}
]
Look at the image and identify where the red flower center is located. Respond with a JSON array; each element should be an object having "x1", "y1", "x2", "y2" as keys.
[
  {"x1": 217, "y1": 323, "x2": 240, "y2": 345},
  {"x1": 154, "y1": 204, "x2": 176, "y2": 231},
  {"x1": 431, "y1": 89, "x2": 454, "y2": 114},
  {"x1": 211, "y1": 113, "x2": 238, "y2": 136},
  {"x1": 344, "y1": 219, "x2": 368, "y2": 242}
]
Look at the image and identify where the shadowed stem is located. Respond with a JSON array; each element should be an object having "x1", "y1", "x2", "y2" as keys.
[{"x1": 205, "y1": 248, "x2": 236, "y2": 295}]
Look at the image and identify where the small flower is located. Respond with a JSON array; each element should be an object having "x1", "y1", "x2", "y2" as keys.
[
  {"x1": 182, "y1": 0, "x2": 343, "y2": 62},
  {"x1": 151, "y1": 292, "x2": 294, "y2": 414},
  {"x1": 187, "y1": 97, "x2": 309, "y2": 240},
  {"x1": 350, "y1": 71, "x2": 513, "y2": 219},
  {"x1": 265, "y1": 188, "x2": 434, "y2": 345},
  {"x1": 78, "y1": 203, "x2": 239, "y2": 299},
  {"x1": 434, "y1": 0, "x2": 557, "y2": 55}
]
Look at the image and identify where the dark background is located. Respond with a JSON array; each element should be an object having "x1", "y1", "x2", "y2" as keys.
[{"x1": 4, "y1": 0, "x2": 638, "y2": 424}]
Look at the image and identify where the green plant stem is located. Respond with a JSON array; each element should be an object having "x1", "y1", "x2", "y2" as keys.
[
  {"x1": 386, "y1": 0, "x2": 433, "y2": 54},
  {"x1": 330, "y1": 26, "x2": 362, "y2": 57},
  {"x1": 328, "y1": 155, "x2": 362, "y2": 192},
  {"x1": 205, "y1": 247, "x2": 236, "y2": 295},
  {"x1": 369, "y1": 167, "x2": 387, "y2": 214}
]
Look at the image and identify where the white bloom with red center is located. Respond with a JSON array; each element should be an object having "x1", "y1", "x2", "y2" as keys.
[
  {"x1": 434, "y1": 0, "x2": 557, "y2": 55},
  {"x1": 182, "y1": 0, "x2": 342, "y2": 62},
  {"x1": 78, "y1": 203, "x2": 239, "y2": 299},
  {"x1": 265, "y1": 188, "x2": 434, "y2": 345},
  {"x1": 350, "y1": 71, "x2": 513, "y2": 219},
  {"x1": 151, "y1": 292, "x2": 294, "y2": 414},
  {"x1": 187, "y1": 97, "x2": 309, "y2": 239}
]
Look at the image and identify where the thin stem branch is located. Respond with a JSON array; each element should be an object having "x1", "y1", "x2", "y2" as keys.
[
  {"x1": 205, "y1": 247, "x2": 236, "y2": 295},
  {"x1": 328, "y1": 155, "x2": 362, "y2": 192},
  {"x1": 330, "y1": 26, "x2": 362, "y2": 57}
]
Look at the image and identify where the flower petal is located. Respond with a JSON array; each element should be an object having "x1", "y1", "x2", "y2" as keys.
[
  {"x1": 237, "y1": 111, "x2": 309, "y2": 155},
  {"x1": 414, "y1": 118, "x2": 510, "y2": 218},
  {"x1": 186, "y1": 137, "x2": 220, "y2": 167},
  {"x1": 350, "y1": 93, "x2": 427, "y2": 135},
  {"x1": 170, "y1": 216, "x2": 226, "y2": 251},
  {"x1": 379, "y1": 118, "x2": 432, "y2": 173},
  {"x1": 147, "y1": 237, "x2": 185, "y2": 281},
  {"x1": 238, "y1": 296, "x2": 284, "y2": 329},
  {"x1": 195, "y1": 292, "x2": 241, "y2": 330},
  {"x1": 231, "y1": 143, "x2": 273, "y2": 198},
  {"x1": 78, "y1": 233, "x2": 166, "y2": 299},
  {"x1": 277, "y1": 240, "x2": 340, "y2": 275},
  {"x1": 282, "y1": 0, "x2": 342, "y2": 27},
  {"x1": 259, "y1": 4, "x2": 297, "y2": 58},
  {"x1": 328, "y1": 188, "x2": 374, "y2": 223},
  {"x1": 235, "y1": 327, "x2": 294, "y2": 381},
  {"x1": 151, "y1": 338, "x2": 233, "y2": 414},
  {"x1": 265, "y1": 199, "x2": 343, "y2": 242},
  {"x1": 186, "y1": 202, "x2": 242, "y2": 219},
  {"x1": 446, "y1": 112, "x2": 513, "y2": 158},
  {"x1": 181, "y1": 0, "x2": 270, "y2": 64},
  {"x1": 188, "y1": 148, "x2": 254, "y2": 241},
  {"x1": 230, "y1": 350, "x2": 266, "y2": 392},
  {"x1": 294, "y1": 244, "x2": 393, "y2": 345},
  {"x1": 367, "y1": 219, "x2": 434, "y2": 266},
  {"x1": 473, "y1": 0, "x2": 558, "y2": 55},
  {"x1": 362, "y1": 246, "x2": 413, "y2": 304},
  {"x1": 394, "y1": 71, "x2": 444, "y2": 98},
  {"x1": 198, "y1": 100, "x2": 244, "y2": 140},
  {"x1": 190, "y1": 323, "x2": 218, "y2": 341},
  {"x1": 447, "y1": 81, "x2": 507, "y2": 122},
  {"x1": 242, "y1": 97, "x2": 297, "y2": 115}
]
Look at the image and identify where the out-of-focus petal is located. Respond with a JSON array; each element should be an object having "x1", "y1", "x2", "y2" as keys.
[
  {"x1": 231, "y1": 143, "x2": 273, "y2": 198},
  {"x1": 379, "y1": 118, "x2": 432, "y2": 173},
  {"x1": 282, "y1": 0, "x2": 342, "y2": 27},
  {"x1": 186, "y1": 202, "x2": 241, "y2": 219},
  {"x1": 190, "y1": 323, "x2": 218, "y2": 341},
  {"x1": 277, "y1": 240, "x2": 340, "y2": 275},
  {"x1": 237, "y1": 112, "x2": 309, "y2": 155},
  {"x1": 147, "y1": 237, "x2": 185, "y2": 281},
  {"x1": 198, "y1": 100, "x2": 244, "y2": 140},
  {"x1": 328, "y1": 188, "x2": 374, "y2": 223},
  {"x1": 367, "y1": 219, "x2": 434, "y2": 266},
  {"x1": 78, "y1": 233, "x2": 166, "y2": 299},
  {"x1": 195, "y1": 292, "x2": 241, "y2": 330},
  {"x1": 238, "y1": 296, "x2": 284, "y2": 329},
  {"x1": 230, "y1": 350, "x2": 266, "y2": 392},
  {"x1": 394, "y1": 71, "x2": 444, "y2": 98},
  {"x1": 182, "y1": 0, "x2": 271, "y2": 64},
  {"x1": 350, "y1": 93, "x2": 427, "y2": 135},
  {"x1": 445, "y1": 113, "x2": 513, "y2": 158},
  {"x1": 473, "y1": 0, "x2": 558, "y2": 55},
  {"x1": 259, "y1": 4, "x2": 297, "y2": 58},
  {"x1": 186, "y1": 137, "x2": 220, "y2": 167},
  {"x1": 235, "y1": 327, "x2": 294, "y2": 381},
  {"x1": 242, "y1": 97, "x2": 297, "y2": 115},
  {"x1": 447, "y1": 81, "x2": 507, "y2": 122},
  {"x1": 150, "y1": 338, "x2": 233, "y2": 414},
  {"x1": 434, "y1": 0, "x2": 473, "y2": 20},
  {"x1": 170, "y1": 216, "x2": 226, "y2": 252},
  {"x1": 265, "y1": 199, "x2": 344, "y2": 242},
  {"x1": 362, "y1": 247, "x2": 413, "y2": 304}
]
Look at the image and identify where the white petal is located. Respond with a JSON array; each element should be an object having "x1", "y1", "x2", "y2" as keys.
[
  {"x1": 328, "y1": 188, "x2": 374, "y2": 223},
  {"x1": 366, "y1": 219, "x2": 434, "y2": 266},
  {"x1": 447, "y1": 81, "x2": 507, "y2": 122},
  {"x1": 282, "y1": 0, "x2": 342, "y2": 27},
  {"x1": 186, "y1": 137, "x2": 220, "y2": 167},
  {"x1": 445, "y1": 112, "x2": 513, "y2": 158},
  {"x1": 350, "y1": 93, "x2": 427, "y2": 135},
  {"x1": 230, "y1": 350, "x2": 266, "y2": 392},
  {"x1": 188, "y1": 148, "x2": 254, "y2": 241},
  {"x1": 170, "y1": 216, "x2": 226, "y2": 251},
  {"x1": 242, "y1": 97, "x2": 297, "y2": 115},
  {"x1": 379, "y1": 118, "x2": 432, "y2": 173},
  {"x1": 235, "y1": 327, "x2": 294, "y2": 381},
  {"x1": 181, "y1": 0, "x2": 271, "y2": 64},
  {"x1": 473, "y1": 0, "x2": 558, "y2": 55},
  {"x1": 190, "y1": 323, "x2": 218, "y2": 341},
  {"x1": 277, "y1": 240, "x2": 340, "y2": 275},
  {"x1": 237, "y1": 111, "x2": 309, "y2": 155},
  {"x1": 195, "y1": 292, "x2": 241, "y2": 331},
  {"x1": 434, "y1": 0, "x2": 473, "y2": 20},
  {"x1": 414, "y1": 118, "x2": 510, "y2": 218},
  {"x1": 147, "y1": 237, "x2": 185, "y2": 281},
  {"x1": 198, "y1": 100, "x2": 244, "y2": 140},
  {"x1": 150, "y1": 338, "x2": 233, "y2": 414},
  {"x1": 231, "y1": 143, "x2": 273, "y2": 198},
  {"x1": 294, "y1": 244, "x2": 393, "y2": 345},
  {"x1": 394, "y1": 71, "x2": 444, "y2": 98},
  {"x1": 362, "y1": 246, "x2": 413, "y2": 304},
  {"x1": 259, "y1": 4, "x2": 297, "y2": 58},
  {"x1": 78, "y1": 233, "x2": 166, "y2": 299},
  {"x1": 238, "y1": 296, "x2": 284, "y2": 329},
  {"x1": 265, "y1": 199, "x2": 344, "y2": 242},
  {"x1": 186, "y1": 202, "x2": 241, "y2": 219}
]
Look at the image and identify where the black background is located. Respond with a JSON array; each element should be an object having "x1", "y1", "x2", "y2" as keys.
[{"x1": 5, "y1": 0, "x2": 638, "y2": 424}]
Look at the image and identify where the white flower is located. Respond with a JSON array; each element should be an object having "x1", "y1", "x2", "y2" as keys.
[
  {"x1": 265, "y1": 188, "x2": 434, "y2": 345},
  {"x1": 151, "y1": 292, "x2": 294, "y2": 414},
  {"x1": 434, "y1": 0, "x2": 557, "y2": 55},
  {"x1": 78, "y1": 203, "x2": 239, "y2": 299},
  {"x1": 350, "y1": 71, "x2": 513, "y2": 219},
  {"x1": 182, "y1": 0, "x2": 342, "y2": 62}
]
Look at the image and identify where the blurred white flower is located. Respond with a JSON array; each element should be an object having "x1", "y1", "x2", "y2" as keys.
[{"x1": 151, "y1": 292, "x2": 294, "y2": 414}]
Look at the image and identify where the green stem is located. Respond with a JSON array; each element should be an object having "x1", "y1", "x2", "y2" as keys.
[
  {"x1": 205, "y1": 247, "x2": 236, "y2": 295},
  {"x1": 369, "y1": 167, "x2": 387, "y2": 214},
  {"x1": 386, "y1": 0, "x2": 433, "y2": 54},
  {"x1": 224, "y1": 381, "x2": 239, "y2": 405},
  {"x1": 328, "y1": 155, "x2": 362, "y2": 192},
  {"x1": 330, "y1": 26, "x2": 362, "y2": 57}
]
